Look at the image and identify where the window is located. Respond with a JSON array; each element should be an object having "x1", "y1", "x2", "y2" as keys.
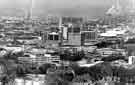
[
  {"x1": 68, "y1": 27, "x2": 72, "y2": 33},
  {"x1": 54, "y1": 35, "x2": 59, "y2": 40},
  {"x1": 83, "y1": 31, "x2": 97, "y2": 40},
  {"x1": 73, "y1": 27, "x2": 80, "y2": 33},
  {"x1": 68, "y1": 27, "x2": 80, "y2": 33},
  {"x1": 24, "y1": 54, "x2": 30, "y2": 57},
  {"x1": 48, "y1": 35, "x2": 53, "y2": 40},
  {"x1": 48, "y1": 34, "x2": 59, "y2": 41}
]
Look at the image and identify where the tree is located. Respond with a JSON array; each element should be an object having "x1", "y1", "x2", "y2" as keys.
[
  {"x1": 45, "y1": 69, "x2": 68, "y2": 85},
  {"x1": 63, "y1": 71, "x2": 75, "y2": 81},
  {"x1": 11, "y1": 51, "x2": 24, "y2": 60},
  {"x1": 72, "y1": 74, "x2": 92, "y2": 83},
  {"x1": 70, "y1": 61, "x2": 114, "y2": 82},
  {"x1": 16, "y1": 64, "x2": 26, "y2": 77},
  {"x1": 3, "y1": 51, "x2": 12, "y2": 59},
  {"x1": 60, "y1": 50, "x2": 71, "y2": 61},
  {"x1": 57, "y1": 66, "x2": 75, "y2": 82},
  {"x1": 38, "y1": 63, "x2": 56, "y2": 74}
]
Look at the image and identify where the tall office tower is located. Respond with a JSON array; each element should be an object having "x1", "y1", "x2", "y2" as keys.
[
  {"x1": 62, "y1": 26, "x2": 68, "y2": 40},
  {"x1": 59, "y1": 17, "x2": 62, "y2": 31},
  {"x1": 128, "y1": 0, "x2": 135, "y2": 13},
  {"x1": 133, "y1": 0, "x2": 135, "y2": 9},
  {"x1": 132, "y1": 0, "x2": 135, "y2": 24},
  {"x1": 25, "y1": 0, "x2": 33, "y2": 20},
  {"x1": 116, "y1": 0, "x2": 121, "y2": 10},
  {"x1": 131, "y1": 0, "x2": 135, "y2": 10},
  {"x1": 127, "y1": 0, "x2": 135, "y2": 24}
]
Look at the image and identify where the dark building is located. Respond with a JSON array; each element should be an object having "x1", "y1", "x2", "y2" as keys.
[
  {"x1": 61, "y1": 17, "x2": 83, "y2": 25},
  {"x1": 81, "y1": 30, "x2": 98, "y2": 46},
  {"x1": 124, "y1": 38, "x2": 135, "y2": 56},
  {"x1": 125, "y1": 44, "x2": 135, "y2": 56}
]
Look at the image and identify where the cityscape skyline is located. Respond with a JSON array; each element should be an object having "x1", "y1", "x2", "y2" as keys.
[{"x1": 0, "y1": 0, "x2": 135, "y2": 85}]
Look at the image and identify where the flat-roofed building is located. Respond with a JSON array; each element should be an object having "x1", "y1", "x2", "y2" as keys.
[
  {"x1": 61, "y1": 17, "x2": 83, "y2": 25},
  {"x1": 81, "y1": 30, "x2": 98, "y2": 46},
  {"x1": 62, "y1": 33, "x2": 81, "y2": 46},
  {"x1": 129, "y1": 56, "x2": 135, "y2": 64},
  {"x1": 42, "y1": 32, "x2": 61, "y2": 48}
]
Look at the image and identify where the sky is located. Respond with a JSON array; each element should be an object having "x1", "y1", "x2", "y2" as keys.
[{"x1": 0, "y1": 0, "x2": 119, "y2": 18}]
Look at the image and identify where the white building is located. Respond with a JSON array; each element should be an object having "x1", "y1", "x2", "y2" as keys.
[{"x1": 128, "y1": 56, "x2": 135, "y2": 64}]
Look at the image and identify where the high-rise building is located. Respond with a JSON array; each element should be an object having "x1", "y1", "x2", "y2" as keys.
[
  {"x1": 68, "y1": 33, "x2": 81, "y2": 46},
  {"x1": 61, "y1": 26, "x2": 68, "y2": 40},
  {"x1": 42, "y1": 32, "x2": 48, "y2": 42},
  {"x1": 61, "y1": 17, "x2": 83, "y2": 25},
  {"x1": 60, "y1": 17, "x2": 83, "y2": 32},
  {"x1": 47, "y1": 15, "x2": 59, "y2": 25},
  {"x1": 128, "y1": 56, "x2": 135, "y2": 64},
  {"x1": 59, "y1": 17, "x2": 83, "y2": 46},
  {"x1": 129, "y1": 0, "x2": 135, "y2": 13},
  {"x1": 25, "y1": 0, "x2": 33, "y2": 20}
]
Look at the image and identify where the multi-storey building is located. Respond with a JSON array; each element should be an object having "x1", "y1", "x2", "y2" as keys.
[
  {"x1": 128, "y1": 56, "x2": 135, "y2": 64},
  {"x1": 42, "y1": 31, "x2": 61, "y2": 48},
  {"x1": 42, "y1": 17, "x2": 99, "y2": 47},
  {"x1": 18, "y1": 54, "x2": 60, "y2": 65},
  {"x1": 81, "y1": 30, "x2": 98, "y2": 46},
  {"x1": 60, "y1": 17, "x2": 82, "y2": 46}
]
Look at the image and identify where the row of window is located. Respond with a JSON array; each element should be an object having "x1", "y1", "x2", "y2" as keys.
[
  {"x1": 48, "y1": 34, "x2": 59, "y2": 40},
  {"x1": 62, "y1": 17, "x2": 83, "y2": 24},
  {"x1": 68, "y1": 27, "x2": 80, "y2": 33},
  {"x1": 50, "y1": 26, "x2": 97, "y2": 34},
  {"x1": 45, "y1": 32, "x2": 97, "y2": 41},
  {"x1": 81, "y1": 32, "x2": 97, "y2": 40}
]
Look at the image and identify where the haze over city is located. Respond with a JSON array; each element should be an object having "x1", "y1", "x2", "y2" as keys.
[{"x1": 0, "y1": 0, "x2": 115, "y2": 18}]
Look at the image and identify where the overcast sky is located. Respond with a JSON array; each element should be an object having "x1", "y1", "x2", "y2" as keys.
[{"x1": 0, "y1": 0, "x2": 119, "y2": 18}]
